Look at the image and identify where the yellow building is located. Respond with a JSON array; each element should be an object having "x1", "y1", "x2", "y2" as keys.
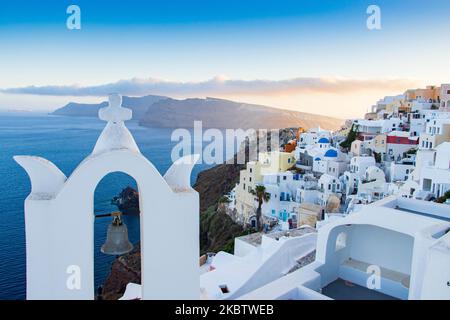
[
  {"x1": 419, "y1": 124, "x2": 450, "y2": 150},
  {"x1": 366, "y1": 134, "x2": 387, "y2": 154},
  {"x1": 385, "y1": 99, "x2": 403, "y2": 115},
  {"x1": 258, "y1": 151, "x2": 296, "y2": 174},
  {"x1": 405, "y1": 85, "x2": 441, "y2": 102},
  {"x1": 234, "y1": 151, "x2": 296, "y2": 225}
]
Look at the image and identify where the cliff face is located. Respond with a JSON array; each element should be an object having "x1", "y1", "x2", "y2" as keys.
[
  {"x1": 52, "y1": 95, "x2": 343, "y2": 131},
  {"x1": 111, "y1": 186, "x2": 140, "y2": 215},
  {"x1": 100, "y1": 244, "x2": 141, "y2": 300},
  {"x1": 51, "y1": 95, "x2": 167, "y2": 118},
  {"x1": 194, "y1": 162, "x2": 244, "y2": 212},
  {"x1": 139, "y1": 97, "x2": 342, "y2": 130}
]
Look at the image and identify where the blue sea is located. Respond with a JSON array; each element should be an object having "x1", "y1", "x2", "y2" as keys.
[{"x1": 0, "y1": 113, "x2": 213, "y2": 300}]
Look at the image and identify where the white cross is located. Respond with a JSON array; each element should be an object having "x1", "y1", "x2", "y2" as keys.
[{"x1": 99, "y1": 93, "x2": 132, "y2": 123}]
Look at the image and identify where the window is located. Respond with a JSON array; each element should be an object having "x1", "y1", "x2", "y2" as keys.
[
  {"x1": 283, "y1": 176, "x2": 287, "y2": 181},
  {"x1": 249, "y1": 177, "x2": 252, "y2": 182},
  {"x1": 219, "y1": 285, "x2": 229, "y2": 294},
  {"x1": 243, "y1": 183, "x2": 246, "y2": 190},
  {"x1": 249, "y1": 168, "x2": 252, "y2": 173}
]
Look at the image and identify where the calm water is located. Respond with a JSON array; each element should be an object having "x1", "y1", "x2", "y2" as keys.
[{"x1": 0, "y1": 113, "x2": 212, "y2": 299}]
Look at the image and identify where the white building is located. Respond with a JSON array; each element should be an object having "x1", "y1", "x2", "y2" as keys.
[
  {"x1": 419, "y1": 117, "x2": 450, "y2": 150},
  {"x1": 297, "y1": 128, "x2": 331, "y2": 148},
  {"x1": 354, "y1": 118, "x2": 402, "y2": 137},
  {"x1": 440, "y1": 84, "x2": 450, "y2": 109},
  {"x1": 261, "y1": 171, "x2": 302, "y2": 226},
  {"x1": 317, "y1": 174, "x2": 342, "y2": 207},
  {"x1": 385, "y1": 131, "x2": 418, "y2": 162},
  {"x1": 348, "y1": 156, "x2": 376, "y2": 178},
  {"x1": 200, "y1": 227, "x2": 317, "y2": 300},
  {"x1": 357, "y1": 166, "x2": 388, "y2": 203},
  {"x1": 420, "y1": 142, "x2": 450, "y2": 199},
  {"x1": 389, "y1": 159, "x2": 415, "y2": 182},
  {"x1": 239, "y1": 196, "x2": 450, "y2": 300},
  {"x1": 341, "y1": 156, "x2": 376, "y2": 198}
]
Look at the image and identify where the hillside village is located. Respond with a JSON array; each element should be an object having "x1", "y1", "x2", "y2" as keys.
[
  {"x1": 196, "y1": 84, "x2": 450, "y2": 301},
  {"x1": 222, "y1": 84, "x2": 450, "y2": 231},
  {"x1": 98, "y1": 85, "x2": 450, "y2": 301}
]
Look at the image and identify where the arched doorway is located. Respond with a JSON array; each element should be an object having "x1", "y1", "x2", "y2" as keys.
[{"x1": 94, "y1": 172, "x2": 141, "y2": 300}]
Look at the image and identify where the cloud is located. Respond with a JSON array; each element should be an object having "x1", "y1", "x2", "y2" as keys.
[{"x1": 0, "y1": 76, "x2": 418, "y2": 97}]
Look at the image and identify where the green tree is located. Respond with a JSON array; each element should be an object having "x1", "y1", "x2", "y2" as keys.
[
  {"x1": 436, "y1": 190, "x2": 450, "y2": 204},
  {"x1": 340, "y1": 124, "x2": 359, "y2": 150},
  {"x1": 218, "y1": 195, "x2": 231, "y2": 204},
  {"x1": 250, "y1": 185, "x2": 271, "y2": 231}
]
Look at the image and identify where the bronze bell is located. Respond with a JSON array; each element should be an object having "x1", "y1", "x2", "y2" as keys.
[{"x1": 101, "y1": 212, "x2": 133, "y2": 255}]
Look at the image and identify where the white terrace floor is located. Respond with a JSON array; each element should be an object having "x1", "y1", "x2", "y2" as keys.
[{"x1": 322, "y1": 278, "x2": 399, "y2": 300}]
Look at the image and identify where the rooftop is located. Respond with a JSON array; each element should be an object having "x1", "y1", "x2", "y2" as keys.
[{"x1": 236, "y1": 226, "x2": 316, "y2": 247}]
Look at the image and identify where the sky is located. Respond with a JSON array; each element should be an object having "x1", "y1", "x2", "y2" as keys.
[{"x1": 0, "y1": 0, "x2": 449, "y2": 118}]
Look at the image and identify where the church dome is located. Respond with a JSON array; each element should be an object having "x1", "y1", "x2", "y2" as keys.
[
  {"x1": 318, "y1": 137, "x2": 330, "y2": 144},
  {"x1": 324, "y1": 149, "x2": 338, "y2": 158}
]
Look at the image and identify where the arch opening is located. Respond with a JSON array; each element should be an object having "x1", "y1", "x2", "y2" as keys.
[{"x1": 93, "y1": 171, "x2": 141, "y2": 300}]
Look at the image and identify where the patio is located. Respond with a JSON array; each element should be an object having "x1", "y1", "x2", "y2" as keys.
[{"x1": 322, "y1": 278, "x2": 398, "y2": 300}]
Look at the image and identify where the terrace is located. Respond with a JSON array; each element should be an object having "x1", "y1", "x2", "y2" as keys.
[
  {"x1": 322, "y1": 278, "x2": 398, "y2": 300},
  {"x1": 240, "y1": 196, "x2": 450, "y2": 300}
]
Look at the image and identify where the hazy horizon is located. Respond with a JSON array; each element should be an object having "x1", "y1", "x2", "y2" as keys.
[{"x1": 1, "y1": 0, "x2": 449, "y2": 118}]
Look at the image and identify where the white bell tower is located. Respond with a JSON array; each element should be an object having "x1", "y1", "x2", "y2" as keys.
[{"x1": 15, "y1": 94, "x2": 200, "y2": 300}]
